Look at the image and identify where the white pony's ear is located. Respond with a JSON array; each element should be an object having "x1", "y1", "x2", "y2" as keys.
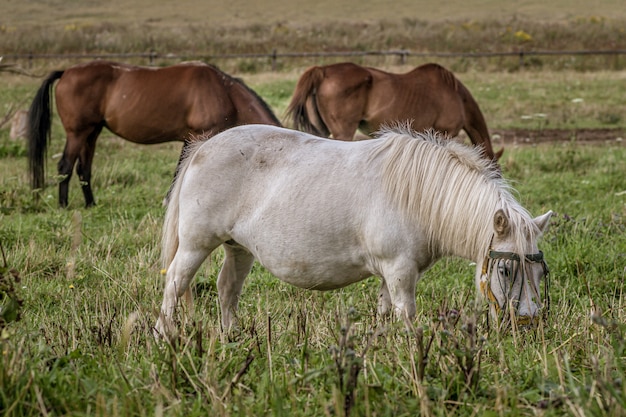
[
  {"x1": 533, "y1": 210, "x2": 553, "y2": 233},
  {"x1": 493, "y1": 209, "x2": 510, "y2": 238}
]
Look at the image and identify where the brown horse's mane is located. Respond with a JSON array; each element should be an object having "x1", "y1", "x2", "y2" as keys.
[
  {"x1": 208, "y1": 63, "x2": 282, "y2": 126},
  {"x1": 178, "y1": 60, "x2": 280, "y2": 126}
]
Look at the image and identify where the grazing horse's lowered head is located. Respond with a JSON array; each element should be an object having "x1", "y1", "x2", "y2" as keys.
[
  {"x1": 154, "y1": 125, "x2": 551, "y2": 340},
  {"x1": 479, "y1": 209, "x2": 552, "y2": 328}
]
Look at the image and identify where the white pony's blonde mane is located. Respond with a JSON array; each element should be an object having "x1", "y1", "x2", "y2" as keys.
[{"x1": 370, "y1": 126, "x2": 540, "y2": 259}]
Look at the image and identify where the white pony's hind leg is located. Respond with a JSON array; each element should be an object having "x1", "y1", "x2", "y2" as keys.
[
  {"x1": 218, "y1": 243, "x2": 255, "y2": 332},
  {"x1": 155, "y1": 247, "x2": 211, "y2": 340}
]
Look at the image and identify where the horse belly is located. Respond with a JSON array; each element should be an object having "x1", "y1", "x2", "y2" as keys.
[
  {"x1": 251, "y1": 243, "x2": 373, "y2": 291},
  {"x1": 271, "y1": 263, "x2": 371, "y2": 290},
  {"x1": 228, "y1": 193, "x2": 375, "y2": 291},
  {"x1": 106, "y1": 107, "x2": 189, "y2": 144},
  {"x1": 104, "y1": 83, "x2": 190, "y2": 143}
]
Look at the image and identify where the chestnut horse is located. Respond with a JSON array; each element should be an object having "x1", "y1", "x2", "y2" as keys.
[
  {"x1": 27, "y1": 60, "x2": 281, "y2": 207},
  {"x1": 286, "y1": 62, "x2": 503, "y2": 161}
]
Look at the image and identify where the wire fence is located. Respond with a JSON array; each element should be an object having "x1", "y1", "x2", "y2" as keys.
[{"x1": 3, "y1": 48, "x2": 626, "y2": 71}]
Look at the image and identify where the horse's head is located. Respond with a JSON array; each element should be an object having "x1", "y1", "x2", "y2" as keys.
[{"x1": 479, "y1": 209, "x2": 553, "y2": 328}]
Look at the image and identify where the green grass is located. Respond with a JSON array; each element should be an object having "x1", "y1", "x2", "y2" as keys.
[{"x1": 0, "y1": 109, "x2": 625, "y2": 415}]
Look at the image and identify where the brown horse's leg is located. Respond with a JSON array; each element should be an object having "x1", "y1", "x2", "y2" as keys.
[
  {"x1": 75, "y1": 128, "x2": 102, "y2": 208},
  {"x1": 319, "y1": 101, "x2": 362, "y2": 140},
  {"x1": 57, "y1": 141, "x2": 79, "y2": 208},
  {"x1": 327, "y1": 122, "x2": 361, "y2": 141},
  {"x1": 317, "y1": 90, "x2": 368, "y2": 141},
  {"x1": 57, "y1": 127, "x2": 101, "y2": 208}
]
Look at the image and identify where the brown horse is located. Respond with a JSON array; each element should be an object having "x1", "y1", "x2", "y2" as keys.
[
  {"x1": 286, "y1": 62, "x2": 503, "y2": 161},
  {"x1": 28, "y1": 60, "x2": 281, "y2": 207}
]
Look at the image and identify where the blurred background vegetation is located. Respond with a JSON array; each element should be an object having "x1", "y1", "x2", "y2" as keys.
[{"x1": 1, "y1": 0, "x2": 625, "y2": 72}]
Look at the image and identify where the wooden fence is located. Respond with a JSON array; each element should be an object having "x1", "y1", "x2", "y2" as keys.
[{"x1": 3, "y1": 48, "x2": 626, "y2": 70}]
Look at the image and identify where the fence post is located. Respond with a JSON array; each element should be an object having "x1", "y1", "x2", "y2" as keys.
[
  {"x1": 400, "y1": 50, "x2": 408, "y2": 65},
  {"x1": 518, "y1": 49, "x2": 525, "y2": 68}
]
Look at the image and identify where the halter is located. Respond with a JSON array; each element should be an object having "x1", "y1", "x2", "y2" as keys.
[{"x1": 480, "y1": 247, "x2": 550, "y2": 325}]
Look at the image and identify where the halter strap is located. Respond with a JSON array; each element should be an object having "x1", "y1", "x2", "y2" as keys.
[{"x1": 488, "y1": 250, "x2": 545, "y2": 263}]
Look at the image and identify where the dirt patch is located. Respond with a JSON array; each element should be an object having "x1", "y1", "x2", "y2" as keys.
[{"x1": 491, "y1": 128, "x2": 625, "y2": 145}]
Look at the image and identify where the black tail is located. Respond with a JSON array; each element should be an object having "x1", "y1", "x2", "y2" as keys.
[{"x1": 27, "y1": 70, "x2": 64, "y2": 191}]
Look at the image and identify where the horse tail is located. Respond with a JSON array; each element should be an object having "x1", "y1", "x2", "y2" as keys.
[
  {"x1": 161, "y1": 138, "x2": 204, "y2": 271},
  {"x1": 285, "y1": 66, "x2": 330, "y2": 137},
  {"x1": 27, "y1": 70, "x2": 64, "y2": 190}
]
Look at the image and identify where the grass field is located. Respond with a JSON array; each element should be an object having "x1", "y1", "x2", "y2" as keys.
[
  {"x1": 0, "y1": 125, "x2": 625, "y2": 416},
  {"x1": 1, "y1": 1, "x2": 625, "y2": 416},
  {"x1": 1, "y1": 75, "x2": 625, "y2": 415}
]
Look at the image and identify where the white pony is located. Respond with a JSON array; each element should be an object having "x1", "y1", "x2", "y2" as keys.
[{"x1": 155, "y1": 125, "x2": 552, "y2": 338}]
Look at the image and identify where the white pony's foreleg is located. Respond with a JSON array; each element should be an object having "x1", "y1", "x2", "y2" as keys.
[
  {"x1": 377, "y1": 279, "x2": 392, "y2": 317},
  {"x1": 155, "y1": 248, "x2": 209, "y2": 340},
  {"x1": 217, "y1": 243, "x2": 255, "y2": 332},
  {"x1": 383, "y1": 271, "x2": 420, "y2": 322}
]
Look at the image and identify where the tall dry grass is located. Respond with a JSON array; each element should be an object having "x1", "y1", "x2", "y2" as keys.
[{"x1": 2, "y1": 17, "x2": 625, "y2": 72}]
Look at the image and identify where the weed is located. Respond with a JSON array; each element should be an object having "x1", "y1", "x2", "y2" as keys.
[{"x1": 0, "y1": 242, "x2": 22, "y2": 330}]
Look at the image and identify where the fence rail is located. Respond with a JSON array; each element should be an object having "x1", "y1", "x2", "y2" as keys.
[{"x1": 3, "y1": 49, "x2": 626, "y2": 70}]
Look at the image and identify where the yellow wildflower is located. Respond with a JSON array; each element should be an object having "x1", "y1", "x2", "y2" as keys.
[{"x1": 514, "y1": 30, "x2": 532, "y2": 42}]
